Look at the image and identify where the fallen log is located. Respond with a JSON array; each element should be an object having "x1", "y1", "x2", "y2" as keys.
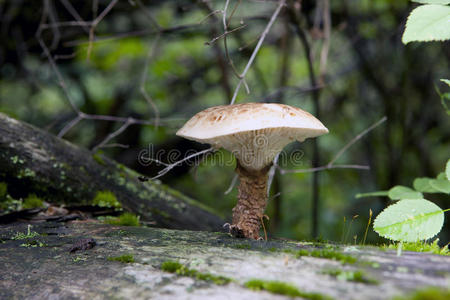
[
  {"x1": 0, "y1": 113, "x2": 224, "y2": 231},
  {"x1": 0, "y1": 222, "x2": 449, "y2": 299}
]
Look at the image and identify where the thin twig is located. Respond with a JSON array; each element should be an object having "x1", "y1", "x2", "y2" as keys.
[
  {"x1": 277, "y1": 116, "x2": 387, "y2": 174},
  {"x1": 92, "y1": 118, "x2": 133, "y2": 152},
  {"x1": 140, "y1": 35, "x2": 161, "y2": 128},
  {"x1": 230, "y1": 0, "x2": 286, "y2": 104},
  {"x1": 199, "y1": 9, "x2": 222, "y2": 24},
  {"x1": 222, "y1": 0, "x2": 241, "y2": 79},
  {"x1": 328, "y1": 116, "x2": 387, "y2": 166},
  {"x1": 59, "y1": 0, "x2": 90, "y2": 33},
  {"x1": 148, "y1": 148, "x2": 215, "y2": 181},
  {"x1": 87, "y1": 0, "x2": 119, "y2": 60},
  {"x1": 205, "y1": 24, "x2": 247, "y2": 45},
  {"x1": 224, "y1": 174, "x2": 239, "y2": 195}
]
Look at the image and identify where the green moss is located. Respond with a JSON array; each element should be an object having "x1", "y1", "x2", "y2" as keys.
[
  {"x1": 393, "y1": 287, "x2": 450, "y2": 300},
  {"x1": 92, "y1": 153, "x2": 106, "y2": 166},
  {"x1": 296, "y1": 249, "x2": 357, "y2": 264},
  {"x1": 104, "y1": 212, "x2": 140, "y2": 226},
  {"x1": 11, "y1": 225, "x2": 39, "y2": 240},
  {"x1": 72, "y1": 256, "x2": 87, "y2": 262},
  {"x1": 92, "y1": 191, "x2": 122, "y2": 210},
  {"x1": 161, "y1": 260, "x2": 231, "y2": 285},
  {"x1": 322, "y1": 269, "x2": 378, "y2": 284},
  {"x1": 245, "y1": 279, "x2": 332, "y2": 300},
  {"x1": 10, "y1": 156, "x2": 24, "y2": 164},
  {"x1": 0, "y1": 181, "x2": 7, "y2": 199},
  {"x1": 17, "y1": 168, "x2": 36, "y2": 179},
  {"x1": 20, "y1": 240, "x2": 47, "y2": 247},
  {"x1": 233, "y1": 244, "x2": 252, "y2": 250},
  {"x1": 107, "y1": 254, "x2": 135, "y2": 263},
  {"x1": 22, "y1": 194, "x2": 44, "y2": 209},
  {"x1": 0, "y1": 195, "x2": 22, "y2": 212},
  {"x1": 384, "y1": 240, "x2": 449, "y2": 256}
]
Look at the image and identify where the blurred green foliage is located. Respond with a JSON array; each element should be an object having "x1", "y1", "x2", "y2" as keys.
[{"x1": 0, "y1": 0, "x2": 448, "y2": 244}]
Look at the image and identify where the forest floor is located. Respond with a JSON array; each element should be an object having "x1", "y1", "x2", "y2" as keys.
[{"x1": 1, "y1": 221, "x2": 449, "y2": 300}]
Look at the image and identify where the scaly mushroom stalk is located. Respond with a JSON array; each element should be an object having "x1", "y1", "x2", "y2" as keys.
[{"x1": 230, "y1": 161, "x2": 271, "y2": 239}]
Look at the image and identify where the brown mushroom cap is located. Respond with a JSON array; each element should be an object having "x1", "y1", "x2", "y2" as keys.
[{"x1": 176, "y1": 103, "x2": 328, "y2": 171}]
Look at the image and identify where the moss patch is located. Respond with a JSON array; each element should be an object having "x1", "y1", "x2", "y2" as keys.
[
  {"x1": 161, "y1": 260, "x2": 231, "y2": 285},
  {"x1": 92, "y1": 191, "x2": 121, "y2": 210},
  {"x1": 233, "y1": 244, "x2": 252, "y2": 250},
  {"x1": 384, "y1": 240, "x2": 449, "y2": 256},
  {"x1": 107, "y1": 254, "x2": 135, "y2": 263},
  {"x1": 92, "y1": 153, "x2": 106, "y2": 166},
  {"x1": 322, "y1": 269, "x2": 378, "y2": 285},
  {"x1": 103, "y1": 213, "x2": 140, "y2": 226},
  {"x1": 11, "y1": 225, "x2": 40, "y2": 240},
  {"x1": 245, "y1": 279, "x2": 332, "y2": 300},
  {"x1": 393, "y1": 287, "x2": 450, "y2": 300},
  {"x1": 295, "y1": 249, "x2": 357, "y2": 264},
  {"x1": 22, "y1": 194, "x2": 45, "y2": 209}
]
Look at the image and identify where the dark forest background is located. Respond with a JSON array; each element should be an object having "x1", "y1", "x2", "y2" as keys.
[{"x1": 0, "y1": 0, "x2": 448, "y2": 244}]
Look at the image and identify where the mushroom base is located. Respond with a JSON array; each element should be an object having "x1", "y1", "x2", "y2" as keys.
[{"x1": 230, "y1": 161, "x2": 270, "y2": 240}]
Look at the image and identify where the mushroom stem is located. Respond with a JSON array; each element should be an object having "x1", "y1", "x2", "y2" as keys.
[{"x1": 230, "y1": 160, "x2": 271, "y2": 239}]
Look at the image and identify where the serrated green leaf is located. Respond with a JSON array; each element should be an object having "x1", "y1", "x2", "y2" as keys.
[
  {"x1": 412, "y1": 0, "x2": 450, "y2": 4},
  {"x1": 388, "y1": 186, "x2": 423, "y2": 200},
  {"x1": 446, "y1": 159, "x2": 450, "y2": 180},
  {"x1": 429, "y1": 179, "x2": 450, "y2": 193},
  {"x1": 355, "y1": 191, "x2": 389, "y2": 199},
  {"x1": 373, "y1": 199, "x2": 444, "y2": 242},
  {"x1": 441, "y1": 79, "x2": 450, "y2": 87},
  {"x1": 402, "y1": 5, "x2": 450, "y2": 44},
  {"x1": 413, "y1": 177, "x2": 441, "y2": 193}
]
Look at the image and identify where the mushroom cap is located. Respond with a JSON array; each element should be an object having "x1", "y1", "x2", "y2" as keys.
[{"x1": 176, "y1": 103, "x2": 328, "y2": 171}]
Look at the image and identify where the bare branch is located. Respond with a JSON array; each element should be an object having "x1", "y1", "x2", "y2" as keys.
[
  {"x1": 230, "y1": 0, "x2": 286, "y2": 104},
  {"x1": 328, "y1": 116, "x2": 387, "y2": 166},
  {"x1": 148, "y1": 148, "x2": 215, "y2": 181},
  {"x1": 59, "y1": 0, "x2": 90, "y2": 33},
  {"x1": 140, "y1": 35, "x2": 161, "y2": 128},
  {"x1": 277, "y1": 116, "x2": 387, "y2": 175},
  {"x1": 57, "y1": 115, "x2": 83, "y2": 138},
  {"x1": 92, "y1": 118, "x2": 133, "y2": 152},
  {"x1": 205, "y1": 24, "x2": 247, "y2": 46},
  {"x1": 87, "y1": 0, "x2": 119, "y2": 60}
]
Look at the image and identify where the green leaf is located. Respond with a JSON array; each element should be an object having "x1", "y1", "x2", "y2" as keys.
[
  {"x1": 441, "y1": 79, "x2": 450, "y2": 87},
  {"x1": 412, "y1": 0, "x2": 450, "y2": 4},
  {"x1": 355, "y1": 191, "x2": 389, "y2": 199},
  {"x1": 388, "y1": 186, "x2": 423, "y2": 200},
  {"x1": 446, "y1": 159, "x2": 450, "y2": 180},
  {"x1": 436, "y1": 172, "x2": 447, "y2": 180},
  {"x1": 413, "y1": 178, "x2": 441, "y2": 193},
  {"x1": 402, "y1": 5, "x2": 450, "y2": 44},
  {"x1": 429, "y1": 179, "x2": 450, "y2": 193},
  {"x1": 373, "y1": 199, "x2": 444, "y2": 242}
]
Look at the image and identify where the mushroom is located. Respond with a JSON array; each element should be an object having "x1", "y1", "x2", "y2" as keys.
[{"x1": 176, "y1": 103, "x2": 328, "y2": 239}]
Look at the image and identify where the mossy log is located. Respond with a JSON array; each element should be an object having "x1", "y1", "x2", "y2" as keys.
[
  {"x1": 0, "y1": 222, "x2": 449, "y2": 299},
  {"x1": 0, "y1": 113, "x2": 223, "y2": 231}
]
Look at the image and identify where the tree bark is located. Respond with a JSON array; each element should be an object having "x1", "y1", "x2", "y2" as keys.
[{"x1": 0, "y1": 113, "x2": 224, "y2": 231}]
